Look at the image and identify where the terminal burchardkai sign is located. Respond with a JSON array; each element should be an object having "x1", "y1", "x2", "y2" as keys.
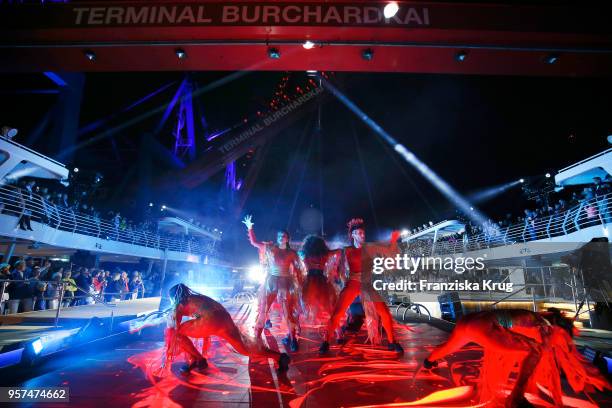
[
  {"x1": 1, "y1": 1, "x2": 607, "y2": 33},
  {"x1": 2, "y1": 2, "x2": 431, "y2": 28},
  {"x1": 71, "y1": 3, "x2": 430, "y2": 27}
]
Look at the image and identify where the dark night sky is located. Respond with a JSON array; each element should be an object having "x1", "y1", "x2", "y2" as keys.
[{"x1": 2, "y1": 71, "x2": 610, "y2": 250}]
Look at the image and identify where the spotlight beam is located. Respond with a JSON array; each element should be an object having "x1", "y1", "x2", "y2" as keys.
[
  {"x1": 318, "y1": 76, "x2": 487, "y2": 225},
  {"x1": 467, "y1": 180, "x2": 522, "y2": 204}
]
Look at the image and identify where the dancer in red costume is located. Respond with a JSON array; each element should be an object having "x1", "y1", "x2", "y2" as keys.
[
  {"x1": 162, "y1": 284, "x2": 290, "y2": 374},
  {"x1": 424, "y1": 308, "x2": 610, "y2": 407},
  {"x1": 299, "y1": 235, "x2": 342, "y2": 324},
  {"x1": 320, "y1": 218, "x2": 404, "y2": 354},
  {"x1": 243, "y1": 215, "x2": 304, "y2": 352}
]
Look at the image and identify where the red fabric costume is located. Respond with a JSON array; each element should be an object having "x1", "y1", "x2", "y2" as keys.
[
  {"x1": 425, "y1": 309, "x2": 610, "y2": 407},
  {"x1": 163, "y1": 285, "x2": 289, "y2": 372},
  {"x1": 324, "y1": 219, "x2": 401, "y2": 347},
  {"x1": 246, "y1": 227, "x2": 303, "y2": 341},
  {"x1": 300, "y1": 246, "x2": 342, "y2": 324}
]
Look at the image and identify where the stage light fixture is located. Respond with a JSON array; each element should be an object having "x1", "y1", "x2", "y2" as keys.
[
  {"x1": 455, "y1": 51, "x2": 468, "y2": 62},
  {"x1": 83, "y1": 50, "x2": 96, "y2": 61},
  {"x1": 545, "y1": 53, "x2": 559, "y2": 64},
  {"x1": 545, "y1": 173, "x2": 551, "y2": 178},
  {"x1": 148, "y1": 202, "x2": 154, "y2": 207},
  {"x1": 302, "y1": 41, "x2": 315, "y2": 50},
  {"x1": 607, "y1": 135, "x2": 612, "y2": 144},
  {"x1": 161, "y1": 205, "x2": 167, "y2": 210},
  {"x1": 401, "y1": 229, "x2": 409, "y2": 236},
  {"x1": 73, "y1": 167, "x2": 79, "y2": 173},
  {"x1": 31, "y1": 339, "x2": 43, "y2": 355},
  {"x1": 268, "y1": 48, "x2": 281, "y2": 59},
  {"x1": 175, "y1": 48, "x2": 187, "y2": 59},
  {"x1": 1, "y1": 126, "x2": 18, "y2": 139},
  {"x1": 519, "y1": 178, "x2": 525, "y2": 183},
  {"x1": 362, "y1": 48, "x2": 374, "y2": 61},
  {"x1": 384, "y1": 2, "x2": 399, "y2": 18}
]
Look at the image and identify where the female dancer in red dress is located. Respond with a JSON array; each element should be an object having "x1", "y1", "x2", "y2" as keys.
[
  {"x1": 243, "y1": 215, "x2": 304, "y2": 352},
  {"x1": 162, "y1": 284, "x2": 290, "y2": 374},
  {"x1": 320, "y1": 218, "x2": 403, "y2": 354},
  {"x1": 424, "y1": 308, "x2": 610, "y2": 407},
  {"x1": 299, "y1": 235, "x2": 342, "y2": 324}
]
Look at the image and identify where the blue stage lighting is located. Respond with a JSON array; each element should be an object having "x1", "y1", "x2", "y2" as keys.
[
  {"x1": 455, "y1": 51, "x2": 468, "y2": 62},
  {"x1": 268, "y1": 48, "x2": 281, "y2": 59},
  {"x1": 83, "y1": 50, "x2": 96, "y2": 61},
  {"x1": 31, "y1": 339, "x2": 43, "y2": 355}
]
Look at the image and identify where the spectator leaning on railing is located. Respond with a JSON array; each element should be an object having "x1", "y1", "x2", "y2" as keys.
[
  {"x1": 0, "y1": 263, "x2": 10, "y2": 314},
  {"x1": 8, "y1": 260, "x2": 31, "y2": 313},
  {"x1": 593, "y1": 176, "x2": 611, "y2": 224},
  {"x1": 106, "y1": 273, "x2": 124, "y2": 302},
  {"x1": 129, "y1": 271, "x2": 145, "y2": 299},
  {"x1": 45, "y1": 272, "x2": 63, "y2": 310},
  {"x1": 74, "y1": 268, "x2": 93, "y2": 305},
  {"x1": 29, "y1": 266, "x2": 47, "y2": 311},
  {"x1": 61, "y1": 270, "x2": 77, "y2": 307}
]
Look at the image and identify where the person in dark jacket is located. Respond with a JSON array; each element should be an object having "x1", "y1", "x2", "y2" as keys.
[
  {"x1": 29, "y1": 266, "x2": 47, "y2": 311},
  {"x1": 9, "y1": 260, "x2": 32, "y2": 312},
  {"x1": 75, "y1": 268, "x2": 93, "y2": 305}
]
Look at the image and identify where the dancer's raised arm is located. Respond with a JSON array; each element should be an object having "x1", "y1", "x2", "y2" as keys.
[
  {"x1": 372, "y1": 230, "x2": 401, "y2": 257},
  {"x1": 242, "y1": 215, "x2": 265, "y2": 251}
]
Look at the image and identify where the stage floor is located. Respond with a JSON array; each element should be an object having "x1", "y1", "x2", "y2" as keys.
[{"x1": 14, "y1": 301, "x2": 612, "y2": 408}]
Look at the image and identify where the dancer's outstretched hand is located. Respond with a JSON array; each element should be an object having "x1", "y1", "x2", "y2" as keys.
[{"x1": 242, "y1": 215, "x2": 254, "y2": 230}]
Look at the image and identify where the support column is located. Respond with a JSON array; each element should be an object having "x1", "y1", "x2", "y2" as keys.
[
  {"x1": 159, "y1": 250, "x2": 168, "y2": 297},
  {"x1": 3, "y1": 238, "x2": 16, "y2": 262}
]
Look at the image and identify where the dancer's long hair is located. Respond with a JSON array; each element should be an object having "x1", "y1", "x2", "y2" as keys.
[
  {"x1": 169, "y1": 283, "x2": 201, "y2": 305},
  {"x1": 541, "y1": 307, "x2": 577, "y2": 337},
  {"x1": 300, "y1": 235, "x2": 329, "y2": 258}
]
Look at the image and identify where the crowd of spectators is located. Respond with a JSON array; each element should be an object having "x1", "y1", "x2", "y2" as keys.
[
  {"x1": 466, "y1": 176, "x2": 611, "y2": 244},
  {"x1": 401, "y1": 176, "x2": 611, "y2": 253},
  {"x1": 0, "y1": 257, "x2": 164, "y2": 315},
  {"x1": 0, "y1": 178, "x2": 219, "y2": 256}
]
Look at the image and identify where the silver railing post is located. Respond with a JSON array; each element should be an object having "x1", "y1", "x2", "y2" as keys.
[
  {"x1": 574, "y1": 202, "x2": 583, "y2": 231},
  {"x1": 0, "y1": 281, "x2": 6, "y2": 315},
  {"x1": 54, "y1": 283, "x2": 65, "y2": 328}
]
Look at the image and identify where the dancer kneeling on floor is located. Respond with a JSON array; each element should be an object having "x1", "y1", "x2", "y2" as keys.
[
  {"x1": 424, "y1": 308, "x2": 610, "y2": 408},
  {"x1": 162, "y1": 283, "x2": 290, "y2": 374}
]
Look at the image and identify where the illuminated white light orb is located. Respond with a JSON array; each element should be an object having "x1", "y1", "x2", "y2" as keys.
[
  {"x1": 303, "y1": 41, "x2": 315, "y2": 50},
  {"x1": 383, "y1": 2, "x2": 399, "y2": 18},
  {"x1": 248, "y1": 265, "x2": 266, "y2": 284}
]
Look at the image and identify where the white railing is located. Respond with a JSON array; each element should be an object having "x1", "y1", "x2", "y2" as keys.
[
  {"x1": 0, "y1": 185, "x2": 218, "y2": 257},
  {"x1": 406, "y1": 192, "x2": 612, "y2": 256}
]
